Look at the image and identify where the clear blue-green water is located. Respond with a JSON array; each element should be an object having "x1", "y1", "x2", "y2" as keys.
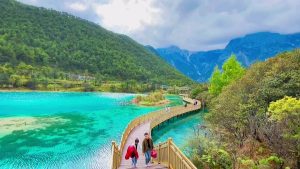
[
  {"x1": 0, "y1": 92, "x2": 183, "y2": 169},
  {"x1": 152, "y1": 110, "x2": 207, "y2": 149}
]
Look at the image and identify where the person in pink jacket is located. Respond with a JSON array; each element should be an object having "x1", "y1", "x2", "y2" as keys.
[{"x1": 125, "y1": 138, "x2": 139, "y2": 168}]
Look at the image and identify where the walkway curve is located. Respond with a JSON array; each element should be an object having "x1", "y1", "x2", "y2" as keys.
[
  {"x1": 112, "y1": 97, "x2": 200, "y2": 169},
  {"x1": 119, "y1": 122, "x2": 167, "y2": 169}
]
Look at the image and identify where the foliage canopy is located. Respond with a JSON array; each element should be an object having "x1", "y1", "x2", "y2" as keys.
[
  {"x1": 0, "y1": 0, "x2": 192, "y2": 89},
  {"x1": 188, "y1": 50, "x2": 300, "y2": 169},
  {"x1": 209, "y1": 55, "x2": 245, "y2": 96}
]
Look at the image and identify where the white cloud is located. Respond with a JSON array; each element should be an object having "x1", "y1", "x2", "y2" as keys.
[
  {"x1": 17, "y1": 0, "x2": 300, "y2": 50},
  {"x1": 93, "y1": 0, "x2": 161, "y2": 32},
  {"x1": 67, "y1": 2, "x2": 88, "y2": 12},
  {"x1": 130, "y1": 0, "x2": 300, "y2": 50}
]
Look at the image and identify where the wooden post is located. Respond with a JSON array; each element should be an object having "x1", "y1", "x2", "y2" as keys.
[
  {"x1": 168, "y1": 138, "x2": 172, "y2": 168},
  {"x1": 158, "y1": 142, "x2": 161, "y2": 164},
  {"x1": 112, "y1": 141, "x2": 116, "y2": 169}
]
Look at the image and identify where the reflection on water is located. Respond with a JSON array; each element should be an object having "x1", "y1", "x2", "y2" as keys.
[{"x1": 0, "y1": 92, "x2": 181, "y2": 169}]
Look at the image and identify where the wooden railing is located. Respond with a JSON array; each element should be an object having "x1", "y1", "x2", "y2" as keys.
[
  {"x1": 119, "y1": 109, "x2": 166, "y2": 157},
  {"x1": 182, "y1": 97, "x2": 195, "y2": 104},
  {"x1": 111, "y1": 109, "x2": 166, "y2": 168},
  {"x1": 150, "y1": 105, "x2": 199, "y2": 130},
  {"x1": 111, "y1": 97, "x2": 200, "y2": 169},
  {"x1": 154, "y1": 138, "x2": 197, "y2": 169},
  {"x1": 111, "y1": 141, "x2": 121, "y2": 169}
]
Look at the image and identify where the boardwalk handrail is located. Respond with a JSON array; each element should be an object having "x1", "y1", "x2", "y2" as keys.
[
  {"x1": 112, "y1": 115, "x2": 146, "y2": 168},
  {"x1": 111, "y1": 97, "x2": 200, "y2": 169},
  {"x1": 119, "y1": 109, "x2": 167, "y2": 158},
  {"x1": 112, "y1": 109, "x2": 167, "y2": 168},
  {"x1": 154, "y1": 138, "x2": 197, "y2": 169},
  {"x1": 150, "y1": 105, "x2": 197, "y2": 130},
  {"x1": 111, "y1": 141, "x2": 121, "y2": 169}
]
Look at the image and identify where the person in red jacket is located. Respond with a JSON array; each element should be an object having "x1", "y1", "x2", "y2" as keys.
[{"x1": 125, "y1": 138, "x2": 139, "y2": 168}]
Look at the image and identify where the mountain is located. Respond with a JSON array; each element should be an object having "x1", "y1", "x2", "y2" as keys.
[
  {"x1": 0, "y1": 0, "x2": 192, "y2": 86},
  {"x1": 150, "y1": 32, "x2": 300, "y2": 82},
  {"x1": 154, "y1": 46, "x2": 198, "y2": 80}
]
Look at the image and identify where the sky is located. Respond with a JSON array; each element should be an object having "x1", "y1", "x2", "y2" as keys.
[{"x1": 18, "y1": 0, "x2": 300, "y2": 51}]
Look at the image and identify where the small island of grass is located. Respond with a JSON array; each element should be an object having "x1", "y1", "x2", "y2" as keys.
[{"x1": 133, "y1": 91, "x2": 169, "y2": 106}]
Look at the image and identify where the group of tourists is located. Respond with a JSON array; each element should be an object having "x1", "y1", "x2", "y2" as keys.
[
  {"x1": 125, "y1": 132, "x2": 157, "y2": 168},
  {"x1": 125, "y1": 99, "x2": 200, "y2": 168},
  {"x1": 165, "y1": 105, "x2": 171, "y2": 113},
  {"x1": 193, "y1": 99, "x2": 198, "y2": 106}
]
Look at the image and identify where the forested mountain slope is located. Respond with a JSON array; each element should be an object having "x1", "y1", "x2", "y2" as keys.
[{"x1": 0, "y1": 0, "x2": 192, "y2": 87}]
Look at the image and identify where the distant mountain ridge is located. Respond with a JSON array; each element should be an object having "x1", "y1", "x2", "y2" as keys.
[{"x1": 148, "y1": 32, "x2": 300, "y2": 82}]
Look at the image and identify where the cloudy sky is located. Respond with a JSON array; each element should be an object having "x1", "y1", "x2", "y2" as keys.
[{"x1": 18, "y1": 0, "x2": 300, "y2": 51}]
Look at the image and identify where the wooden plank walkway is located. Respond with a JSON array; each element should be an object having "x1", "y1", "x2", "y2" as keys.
[
  {"x1": 119, "y1": 122, "x2": 167, "y2": 169},
  {"x1": 118, "y1": 97, "x2": 200, "y2": 169}
]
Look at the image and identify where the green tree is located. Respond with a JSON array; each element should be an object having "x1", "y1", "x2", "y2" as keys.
[
  {"x1": 26, "y1": 77, "x2": 38, "y2": 89},
  {"x1": 186, "y1": 136, "x2": 233, "y2": 169},
  {"x1": 268, "y1": 96, "x2": 300, "y2": 167},
  {"x1": 209, "y1": 55, "x2": 245, "y2": 96},
  {"x1": 268, "y1": 96, "x2": 300, "y2": 122},
  {"x1": 0, "y1": 0, "x2": 193, "y2": 86},
  {"x1": 82, "y1": 82, "x2": 95, "y2": 92},
  {"x1": 221, "y1": 55, "x2": 245, "y2": 86},
  {"x1": 209, "y1": 66, "x2": 223, "y2": 96},
  {"x1": 9, "y1": 74, "x2": 20, "y2": 87},
  {"x1": 205, "y1": 50, "x2": 300, "y2": 168},
  {"x1": 190, "y1": 84, "x2": 208, "y2": 99}
]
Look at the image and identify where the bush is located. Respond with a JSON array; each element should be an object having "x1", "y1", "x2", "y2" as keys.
[
  {"x1": 83, "y1": 83, "x2": 95, "y2": 92},
  {"x1": 185, "y1": 136, "x2": 233, "y2": 169},
  {"x1": 26, "y1": 78, "x2": 38, "y2": 89},
  {"x1": 135, "y1": 91, "x2": 166, "y2": 105}
]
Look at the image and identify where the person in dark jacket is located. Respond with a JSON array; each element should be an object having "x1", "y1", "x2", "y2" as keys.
[{"x1": 142, "y1": 132, "x2": 154, "y2": 167}]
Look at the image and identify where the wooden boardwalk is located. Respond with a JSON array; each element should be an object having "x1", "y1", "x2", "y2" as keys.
[
  {"x1": 117, "y1": 97, "x2": 200, "y2": 169},
  {"x1": 119, "y1": 122, "x2": 167, "y2": 169}
]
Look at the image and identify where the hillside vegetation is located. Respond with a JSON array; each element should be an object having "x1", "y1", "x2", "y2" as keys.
[
  {"x1": 188, "y1": 50, "x2": 300, "y2": 169},
  {"x1": 0, "y1": 0, "x2": 192, "y2": 91}
]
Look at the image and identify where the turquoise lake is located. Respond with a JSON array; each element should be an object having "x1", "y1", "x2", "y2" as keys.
[
  {"x1": 152, "y1": 110, "x2": 206, "y2": 149},
  {"x1": 0, "y1": 92, "x2": 186, "y2": 169}
]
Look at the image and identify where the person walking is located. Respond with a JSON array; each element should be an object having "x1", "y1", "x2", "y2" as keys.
[
  {"x1": 142, "y1": 132, "x2": 154, "y2": 167},
  {"x1": 133, "y1": 138, "x2": 139, "y2": 167},
  {"x1": 125, "y1": 138, "x2": 139, "y2": 168}
]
